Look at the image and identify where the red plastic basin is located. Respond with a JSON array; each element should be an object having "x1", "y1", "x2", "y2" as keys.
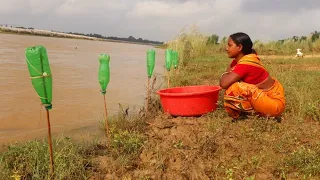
[{"x1": 157, "y1": 85, "x2": 222, "y2": 117}]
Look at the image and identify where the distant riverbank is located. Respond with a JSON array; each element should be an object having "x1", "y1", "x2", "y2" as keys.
[
  {"x1": 0, "y1": 26, "x2": 100, "y2": 40},
  {"x1": 0, "y1": 26, "x2": 162, "y2": 46}
]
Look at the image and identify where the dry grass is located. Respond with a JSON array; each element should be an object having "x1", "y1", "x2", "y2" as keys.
[{"x1": 164, "y1": 25, "x2": 320, "y2": 67}]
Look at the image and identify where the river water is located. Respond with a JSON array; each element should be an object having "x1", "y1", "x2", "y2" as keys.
[{"x1": 0, "y1": 34, "x2": 165, "y2": 145}]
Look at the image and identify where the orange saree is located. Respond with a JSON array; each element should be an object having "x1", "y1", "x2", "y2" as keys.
[{"x1": 224, "y1": 55, "x2": 286, "y2": 119}]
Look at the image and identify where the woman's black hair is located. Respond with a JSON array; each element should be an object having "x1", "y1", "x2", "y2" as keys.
[{"x1": 229, "y1": 32, "x2": 257, "y2": 55}]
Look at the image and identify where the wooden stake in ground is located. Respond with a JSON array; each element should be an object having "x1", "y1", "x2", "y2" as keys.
[
  {"x1": 46, "y1": 109, "x2": 54, "y2": 175},
  {"x1": 103, "y1": 94, "x2": 109, "y2": 140},
  {"x1": 165, "y1": 49, "x2": 173, "y2": 88},
  {"x1": 167, "y1": 71, "x2": 171, "y2": 88},
  {"x1": 146, "y1": 49, "x2": 156, "y2": 115},
  {"x1": 146, "y1": 77, "x2": 150, "y2": 114},
  {"x1": 98, "y1": 54, "x2": 111, "y2": 144},
  {"x1": 25, "y1": 45, "x2": 54, "y2": 176}
]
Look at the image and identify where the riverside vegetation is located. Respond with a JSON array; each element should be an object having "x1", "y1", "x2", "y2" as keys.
[{"x1": 1, "y1": 26, "x2": 320, "y2": 179}]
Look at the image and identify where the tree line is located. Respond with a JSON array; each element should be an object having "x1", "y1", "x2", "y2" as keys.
[
  {"x1": 206, "y1": 30, "x2": 320, "y2": 45},
  {"x1": 67, "y1": 32, "x2": 163, "y2": 45}
]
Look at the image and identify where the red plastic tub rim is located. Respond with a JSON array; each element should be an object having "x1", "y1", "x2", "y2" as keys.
[{"x1": 156, "y1": 85, "x2": 222, "y2": 97}]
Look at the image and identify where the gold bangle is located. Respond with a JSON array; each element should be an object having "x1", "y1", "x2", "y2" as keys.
[{"x1": 220, "y1": 71, "x2": 230, "y2": 78}]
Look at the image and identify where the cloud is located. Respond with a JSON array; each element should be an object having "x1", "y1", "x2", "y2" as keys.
[
  {"x1": 55, "y1": 0, "x2": 128, "y2": 16},
  {"x1": 195, "y1": 0, "x2": 320, "y2": 41},
  {"x1": 0, "y1": 0, "x2": 66, "y2": 14},
  {"x1": 29, "y1": 0, "x2": 67, "y2": 14},
  {"x1": 0, "y1": 0, "x2": 319, "y2": 42},
  {"x1": 128, "y1": 0, "x2": 212, "y2": 17},
  {"x1": 241, "y1": 0, "x2": 320, "y2": 13},
  {"x1": 0, "y1": 0, "x2": 29, "y2": 14}
]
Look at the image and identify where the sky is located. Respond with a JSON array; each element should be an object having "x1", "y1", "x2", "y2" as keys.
[{"x1": 0, "y1": 0, "x2": 319, "y2": 42}]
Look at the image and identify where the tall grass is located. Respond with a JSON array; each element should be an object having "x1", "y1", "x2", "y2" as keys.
[
  {"x1": 0, "y1": 136, "x2": 97, "y2": 180},
  {"x1": 254, "y1": 39, "x2": 320, "y2": 55},
  {"x1": 166, "y1": 25, "x2": 210, "y2": 66},
  {"x1": 165, "y1": 25, "x2": 320, "y2": 66}
]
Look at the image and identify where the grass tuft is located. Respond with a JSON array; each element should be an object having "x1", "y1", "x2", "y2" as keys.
[{"x1": 0, "y1": 136, "x2": 98, "y2": 180}]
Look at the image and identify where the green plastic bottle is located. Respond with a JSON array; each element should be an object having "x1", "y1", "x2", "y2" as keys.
[
  {"x1": 147, "y1": 49, "x2": 156, "y2": 78},
  {"x1": 165, "y1": 49, "x2": 173, "y2": 71},
  {"x1": 98, "y1": 54, "x2": 110, "y2": 94},
  {"x1": 25, "y1": 45, "x2": 53, "y2": 110}
]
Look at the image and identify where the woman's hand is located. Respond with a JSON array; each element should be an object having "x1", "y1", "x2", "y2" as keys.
[{"x1": 219, "y1": 72, "x2": 241, "y2": 89}]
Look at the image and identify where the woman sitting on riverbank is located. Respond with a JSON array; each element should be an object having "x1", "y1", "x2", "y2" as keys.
[{"x1": 219, "y1": 32, "x2": 286, "y2": 119}]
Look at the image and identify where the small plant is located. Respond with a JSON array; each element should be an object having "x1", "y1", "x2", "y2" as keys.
[
  {"x1": 305, "y1": 101, "x2": 320, "y2": 121},
  {"x1": 245, "y1": 175, "x2": 255, "y2": 180},
  {"x1": 139, "y1": 175, "x2": 152, "y2": 180},
  {"x1": 111, "y1": 130, "x2": 145, "y2": 155},
  {"x1": 278, "y1": 146, "x2": 320, "y2": 176},
  {"x1": 251, "y1": 156, "x2": 260, "y2": 169},
  {"x1": 10, "y1": 171, "x2": 21, "y2": 180},
  {"x1": 173, "y1": 140, "x2": 184, "y2": 149},
  {"x1": 226, "y1": 168, "x2": 234, "y2": 180}
]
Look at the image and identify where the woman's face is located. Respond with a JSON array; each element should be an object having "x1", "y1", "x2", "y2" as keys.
[{"x1": 226, "y1": 37, "x2": 242, "y2": 58}]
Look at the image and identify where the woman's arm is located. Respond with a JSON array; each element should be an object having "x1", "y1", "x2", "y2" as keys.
[
  {"x1": 219, "y1": 72, "x2": 241, "y2": 89},
  {"x1": 226, "y1": 65, "x2": 232, "y2": 72}
]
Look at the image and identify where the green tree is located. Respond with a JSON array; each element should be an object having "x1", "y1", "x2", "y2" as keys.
[
  {"x1": 300, "y1": 36, "x2": 307, "y2": 42},
  {"x1": 128, "y1": 36, "x2": 136, "y2": 41},
  {"x1": 220, "y1": 36, "x2": 227, "y2": 44},
  {"x1": 207, "y1": 34, "x2": 219, "y2": 44},
  {"x1": 311, "y1": 31, "x2": 319, "y2": 42},
  {"x1": 292, "y1": 36, "x2": 299, "y2": 42}
]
